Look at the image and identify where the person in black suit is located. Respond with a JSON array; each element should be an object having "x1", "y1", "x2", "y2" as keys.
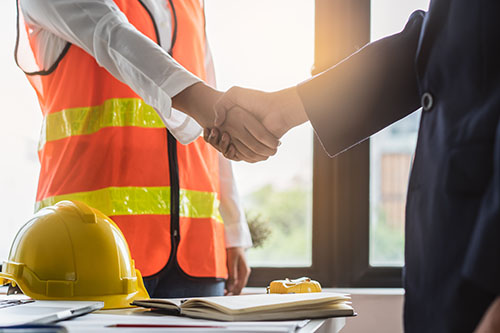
[{"x1": 207, "y1": 2, "x2": 500, "y2": 332}]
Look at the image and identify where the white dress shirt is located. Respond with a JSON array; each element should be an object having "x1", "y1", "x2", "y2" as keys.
[{"x1": 19, "y1": 0, "x2": 252, "y2": 248}]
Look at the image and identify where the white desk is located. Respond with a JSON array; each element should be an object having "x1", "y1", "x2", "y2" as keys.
[
  {"x1": 0, "y1": 286, "x2": 346, "y2": 332},
  {"x1": 59, "y1": 308, "x2": 345, "y2": 332},
  {"x1": 299, "y1": 318, "x2": 346, "y2": 333}
]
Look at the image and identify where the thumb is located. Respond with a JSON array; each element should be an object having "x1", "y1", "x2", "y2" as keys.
[
  {"x1": 214, "y1": 87, "x2": 242, "y2": 126},
  {"x1": 213, "y1": 102, "x2": 228, "y2": 127}
]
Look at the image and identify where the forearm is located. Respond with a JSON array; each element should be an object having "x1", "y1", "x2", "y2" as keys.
[
  {"x1": 172, "y1": 82, "x2": 223, "y2": 128},
  {"x1": 297, "y1": 10, "x2": 425, "y2": 157}
]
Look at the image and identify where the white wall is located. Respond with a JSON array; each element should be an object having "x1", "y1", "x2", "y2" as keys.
[{"x1": 336, "y1": 289, "x2": 404, "y2": 333}]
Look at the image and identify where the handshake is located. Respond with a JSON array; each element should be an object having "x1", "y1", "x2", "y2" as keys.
[{"x1": 199, "y1": 86, "x2": 308, "y2": 163}]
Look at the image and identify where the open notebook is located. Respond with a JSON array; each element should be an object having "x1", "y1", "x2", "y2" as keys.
[{"x1": 132, "y1": 292, "x2": 355, "y2": 321}]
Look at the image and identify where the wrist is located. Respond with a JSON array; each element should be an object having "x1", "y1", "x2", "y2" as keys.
[
  {"x1": 272, "y1": 86, "x2": 308, "y2": 129},
  {"x1": 172, "y1": 82, "x2": 222, "y2": 128}
]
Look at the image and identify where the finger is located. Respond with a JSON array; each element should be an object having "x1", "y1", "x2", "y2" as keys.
[
  {"x1": 219, "y1": 132, "x2": 231, "y2": 155},
  {"x1": 226, "y1": 123, "x2": 274, "y2": 159},
  {"x1": 234, "y1": 146, "x2": 268, "y2": 163},
  {"x1": 243, "y1": 114, "x2": 280, "y2": 152},
  {"x1": 208, "y1": 128, "x2": 221, "y2": 146},
  {"x1": 232, "y1": 138, "x2": 268, "y2": 163},
  {"x1": 205, "y1": 129, "x2": 227, "y2": 155},
  {"x1": 226, "y1": 107, "x2": 278, "y2": 157},
  {"x1": 225, "y1": 250, "x2": 238, "y2": 295},
  {"x1": 242, "y1": 115, "x2": 279, "y2": 155},
  {"x1": 203, "y1": 128, "x2": 211, "y2": 142},
  {"x1": 232, "y1": 150, "x2": 246, "y2": 162},
  {"x1": 203, "y1": 129, "x2": 224, "y2": 153},
  {"x1": 233, "y1": 260, "x2": 250, "y2": 295},
  {"x1": 210, "y1": 128, "x2": 231, "y2": 155},
  {"x1": 228, "y1": 139, "x2": 254, "y2": 162},
  {"x1": 224, "y1": 144, "x2": 240, "y2": 161},
  {"x1": 233, "y1": 151, "x2": 242, "y2": 161}
]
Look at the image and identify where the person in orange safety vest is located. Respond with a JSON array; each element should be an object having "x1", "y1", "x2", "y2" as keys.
[{"x1": 15, "y1": 0, "x2": 279, "y2": 297}]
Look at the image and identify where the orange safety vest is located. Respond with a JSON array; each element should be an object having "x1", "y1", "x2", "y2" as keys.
[{"x1": 21, "y1": 0, "x2": 227, "y2": 279}]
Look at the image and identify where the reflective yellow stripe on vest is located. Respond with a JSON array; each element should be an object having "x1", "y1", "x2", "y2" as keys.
[
  {"x1": 39, "y1": 98, "x2": 164, "y2": 149},
  {"x1": 35, "y1": 187, "x2": 223, "y2": 223}
]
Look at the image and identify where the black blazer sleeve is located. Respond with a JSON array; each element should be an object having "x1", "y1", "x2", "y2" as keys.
[{"x1": 297, "y1": 10, "x2": 425, "y2": 157}]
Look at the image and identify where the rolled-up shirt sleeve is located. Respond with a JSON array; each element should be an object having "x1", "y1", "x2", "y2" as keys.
[
  {"x1": 296, "y1": 10, "x2": 425, "y2": 157},
  {"x1": 218, "y1": 154, "x2": 253, "y2": 249},
  {"x1": 20, "y1": 0, "x2": 203, "y2": 144}
]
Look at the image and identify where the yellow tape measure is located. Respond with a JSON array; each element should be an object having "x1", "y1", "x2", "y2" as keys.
[{"x1": 267, "y1": 277, "x2": 322, "y2": 294}]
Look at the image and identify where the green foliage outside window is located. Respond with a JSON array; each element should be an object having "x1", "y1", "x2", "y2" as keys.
[
  {"x1": 244, "y1": 183, "x2": 404, "y2": 267},
  {"x1": 370, "y1": 207, "x2": 405, "y2": 266},
  {"x1": 244, "y1": 183, "x2": 312, "y2": 267}
]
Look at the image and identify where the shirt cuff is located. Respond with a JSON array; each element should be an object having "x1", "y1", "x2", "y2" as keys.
[
  {"x1": 157, "y1": 72, "x2": 203, "y2": 145},
  {"x1": 224, "y1": 220, "x2": 253, "y2": 249}
]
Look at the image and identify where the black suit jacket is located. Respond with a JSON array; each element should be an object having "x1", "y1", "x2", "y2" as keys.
[{"x1": 297, "y1": 1, "x2": 500, "y2": 332}]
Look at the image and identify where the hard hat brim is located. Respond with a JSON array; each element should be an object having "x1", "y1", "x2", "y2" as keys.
[{"x1": 0, "y1": 268, "x2": 149, "y2": 309}]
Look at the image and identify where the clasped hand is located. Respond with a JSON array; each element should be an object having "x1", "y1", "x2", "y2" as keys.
[{"x1": 205, "y1": 86, "x2": 307, "y2": 162}]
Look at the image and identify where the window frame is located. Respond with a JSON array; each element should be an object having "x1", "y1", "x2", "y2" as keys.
[{"x1": 247, "y1": 0, "x2": 402, "y2": 288}]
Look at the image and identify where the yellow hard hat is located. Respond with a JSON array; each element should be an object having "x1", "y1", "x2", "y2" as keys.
[{"x1": 0, "y1": 200, "x2": 149, "y2": 309}]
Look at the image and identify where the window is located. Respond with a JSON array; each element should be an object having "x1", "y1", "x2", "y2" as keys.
[
  {"x1": 205, "y1": 0, "x2": 315, "y2": 268},
  {"x1": 369, "y1": 0, "x2": 429, "y2": 267},
  {"x1": 310, "y1": 0, "x2": 429, "y2": 287},
  {"x1": 207, "y1": 0, "x2": 431, "y2": 287},
  {"x1": 0, "y1": 0, "x2": 42, "y2": 262}
]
